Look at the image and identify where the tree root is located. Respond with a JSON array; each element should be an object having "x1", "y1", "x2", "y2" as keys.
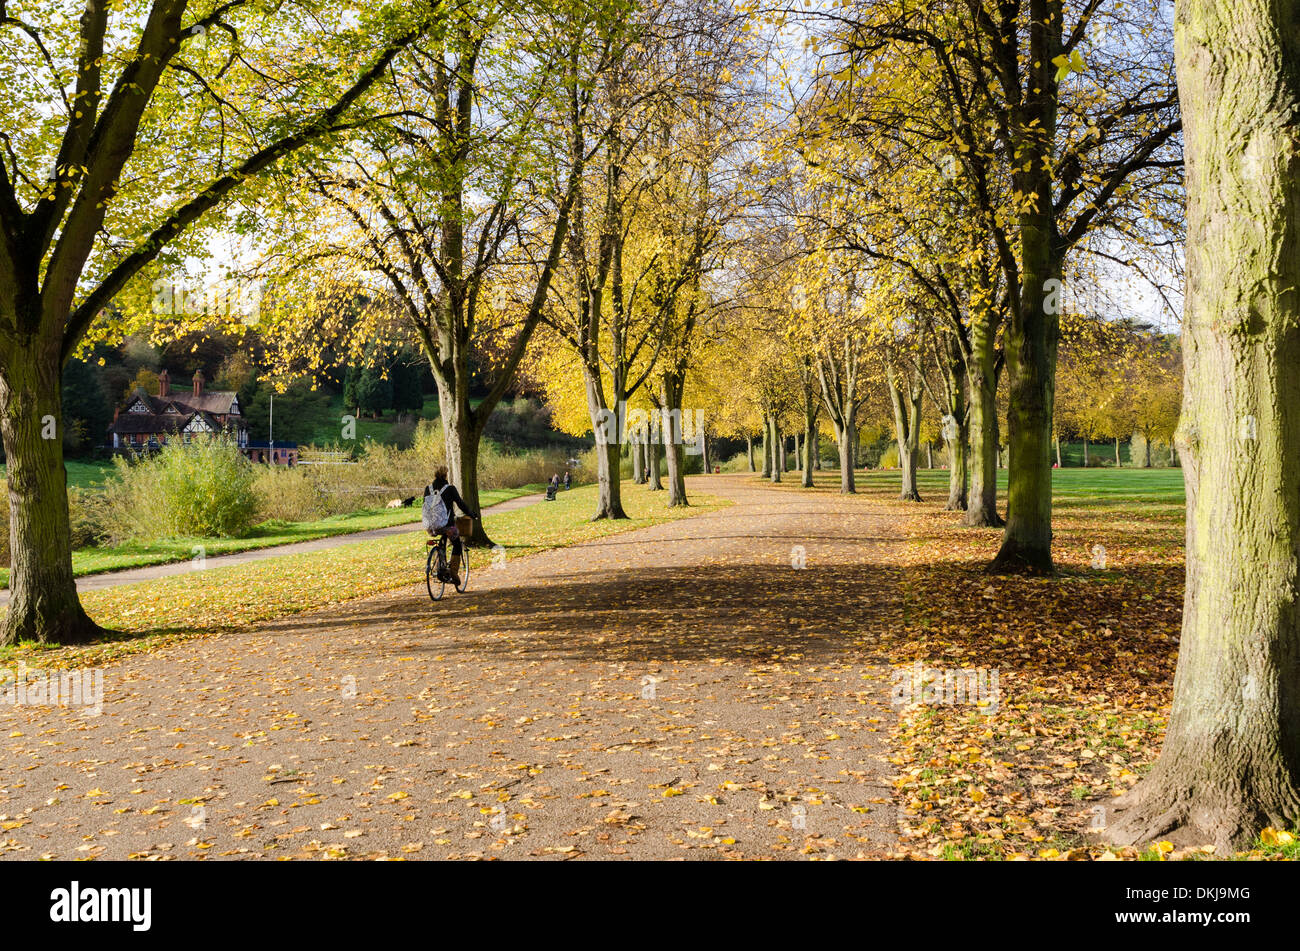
[{"x1": 1103, "y1": 770, "x2": 1300, "y2": 854}]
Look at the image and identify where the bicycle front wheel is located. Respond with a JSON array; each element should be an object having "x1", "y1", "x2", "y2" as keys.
[{"x1": 426, "y1": 545, "x2": 446, "y2": 601}]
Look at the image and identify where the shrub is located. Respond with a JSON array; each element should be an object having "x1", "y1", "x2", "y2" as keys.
[
  {"x1": 720, "y1": 451, "x2": 752, "y2": 473},
  {"x1": 67, "y1": 487, "x2": 108, "y2": 548},
  {"x1": 480, "y1": 443, "x2": 567, "y2": 489},
  {"x1": 388, "y1": 415, "x2": 418, "y2": 450},
  {"x1": 102, "y1": 438, "x2": 259, "y2": 541},
  {"x1": 0, "y1": 482, "x2": 108, "y2": 566},
  {"x1": 252, "y1": 466, "x2": 326, "y2": 522}
]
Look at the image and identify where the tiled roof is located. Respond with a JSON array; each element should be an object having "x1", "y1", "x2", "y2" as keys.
[
  {"x1": 110, "y1": 407, "x2": 242, "y2": 436},
  {"x1": 126, "y1": 391, "x2": 239, "y2": 416},
  {"x1": 112, "y1": 382, "x2": 244, "y2": 439}
]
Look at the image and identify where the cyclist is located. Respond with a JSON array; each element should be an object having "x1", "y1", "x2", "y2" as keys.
[{"x1": 423, "y1": 466, "x2": 478, "y2": 586}]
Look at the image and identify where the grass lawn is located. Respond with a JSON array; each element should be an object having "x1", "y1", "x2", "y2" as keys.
[
  {"x1": 1, "y1": 479, "x2": 728, "y2": 666},
  {"x1": 300, "y1": 393, "x2": 461, "y2": 446},
  {"x1": 844, "y1": 464, "x2": 1185, "y2": 503},
  {"x1": 0, "y1": 484, "x2": 545, "y2": 589},
  {"x1": 0, "y1": 459, "x2": 115, "y2": 490}
]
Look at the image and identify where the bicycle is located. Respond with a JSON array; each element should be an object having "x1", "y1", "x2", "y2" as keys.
[{"x1": 426, "y1": 532, "x2": 470, "y2": 601}]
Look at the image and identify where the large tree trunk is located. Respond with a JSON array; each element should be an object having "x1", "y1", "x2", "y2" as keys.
[
  {"x1": 584, "y1": 372, "x2": 628, "y2": 520},
  {"x1": 746, "y1": 435, "x2": 755, "y2": 472},
  {"x1": 633, "y1": 430, "x2": 647, "y2": 484},
  {"x1": 887, "y1": 364, "x2": 923, "y2": 502},
  {"x1": 944, "y1": 347, "x2": 970, "y2": 511},
  {"x1": 990, "y1": 48, "x2": 1062, "y2": 573},
  {"x1": 966, "y1": 311, "x2": 1003, "y2": 526},
  {"x1": 760, "y1": 418, "x2": 771, "y2": 478},
  {"x1": 802, "y1": 409, "x2": 816, "y2": 488},
  {"x1": 946, "y1": 422, "x2": 969, "y2": 511},
  {"x1": 768, "y1": 416, "x2": 782, "y2": 484},
  {"x1": 0, "y1": 340, "x2": 102, "y2": 646},
  {"x1": 834, "y1": 421, "x2": 856, "y2": 494},
  {"x1": 648, "y1": 434, "x2": 663, "y2": 490},
  {"x1": 992, "y1": 255, "x2": 1059, "y2": 573},
  {"x1": 1107, "y1": 0, "x2": 1300, "y2": 851},
  {"x1": 661, "y1": 377, "x2": 689, "y2": 506},
  {"x1": 440, "y1": 400, "x2": 498, "y2": 548}
]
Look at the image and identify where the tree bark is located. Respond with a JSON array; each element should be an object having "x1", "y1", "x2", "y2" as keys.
[
  {"x1": 989, "y1": 4, "x2": 1063, "y2": 574},
  {"x1": 584, "y1": 371, "x2": 628, "y2": 520},
  {"x1": 834, "y1": 421, "x2": 856, "y2": 493},
  {"x1": 0, "y1": 339, "x2": 103, "y2": 646},
  {"x1": 760, "y1": 416, "x2": 771, "y2": 478},
  {"x1": 887, "y1": 363, "x2": 924, "y2": 502},
  {"x1": 1115, "y1": 435, "x2": 1122, "y2": 467},
  {"x1": 747, "y1": 435, "x2": 755, "y2": 472},
  {"x1": 648, "y1": 433, "x2": 663, "y2": 490},
  {"x1": 946, "y1": 420, "x2": 969, "y2": 512},
  {"x1": 965, "y1": 310, "x2": 1004, "y2": 526},
  {"x1": 802, "y1": 406, "x2": 817, "y2": 488},
  {"x1": 440, "y1": 402, "x2": 498, "y2": 547},
  {"x1": 661, "y1": 377, "x2": 689, "y2": 506},
  {"x1": 942, "y1": 341, "x2": 969, "y2": 511},
  {"x1": 768, "y1": 416, "x2": 782, "y2": 484},
  {"x1": 633, "y1": 429, "x2": 646, "y2": 484},
  {"x1": 1107, "y1": 0, "x2": 1300, "y2": 850}
]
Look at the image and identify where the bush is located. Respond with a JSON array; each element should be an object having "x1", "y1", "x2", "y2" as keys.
[
  {"x1": 0, "y1": 482, "x2": 108, "y2": 567},
  {"x1": 388, "y1": 415, "x2": 418, "y2": 450},
  {"x1": 102, "y1": 438, "x2": 259, "y2": 541},
  {"x1": 252, "y1": 466, "x2": 326, "y2": 522},
  {"x1": 720, "y1": 451, "x2": 752, "y2": 473},
  {"x1": 67, "y1": 487, "x2": 108, "y2": 548}
]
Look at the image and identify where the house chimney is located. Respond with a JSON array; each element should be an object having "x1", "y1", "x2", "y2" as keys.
[
  {"x1": 158, "y1": 369, "x2": 169, "y2": 398},
  {"x1": 192, "y1": 369, "x2": 204, "y2": 398}
]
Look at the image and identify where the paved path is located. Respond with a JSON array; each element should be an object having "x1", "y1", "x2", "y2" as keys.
[
  {"x1": 0, "y1": 476, "x2": 905, "y2": 860},
  {"x1": 0, "y1": 491, "x2": 546, "y2": 605}
]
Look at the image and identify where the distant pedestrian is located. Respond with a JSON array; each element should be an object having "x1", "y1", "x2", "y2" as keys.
[{"x1": 563, "y1": 471, "x2": 571, "y2": 489}]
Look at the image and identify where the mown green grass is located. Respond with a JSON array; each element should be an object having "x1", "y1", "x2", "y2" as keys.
[
  {"x1": 1, "y1": 479, "x2": 727, "y2": 666},
  {"x1": 795, "y1": 465, "x2": 1185, "y2": 505},
  {"x1": 0, "y1": 485, "x2": 544, "y2": 589},
  {"x1": 0, "y1": 459, "x2": 115, "y2": 490}
]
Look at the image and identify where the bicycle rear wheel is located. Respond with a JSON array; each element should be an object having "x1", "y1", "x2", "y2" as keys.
[
  {"x1": 426, "y1": 545, "x2": 446, "y2": 601},
  {"x1": 455, "y1": 546, "x2": 470, "y2": 593}
]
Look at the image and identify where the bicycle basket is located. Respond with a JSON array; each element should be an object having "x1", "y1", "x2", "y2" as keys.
[{"x1": 455, "y1": 515, "x2": 474, "y2": 539}]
